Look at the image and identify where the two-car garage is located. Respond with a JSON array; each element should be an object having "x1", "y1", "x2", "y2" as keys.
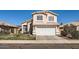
[{"x1": 36, "y1": 27, "x2": 56, "y2": 36}]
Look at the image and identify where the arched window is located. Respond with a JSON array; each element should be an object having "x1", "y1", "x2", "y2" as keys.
[{"x1": 48, "y1": 16, "x2": 54, "y2": 21}]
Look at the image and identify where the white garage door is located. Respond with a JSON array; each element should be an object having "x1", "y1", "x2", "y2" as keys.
[{"x1": 36, "y1": 28, "x2": 56, "y2": 36}]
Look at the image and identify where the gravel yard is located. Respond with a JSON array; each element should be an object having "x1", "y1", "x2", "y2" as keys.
[{"x1": 0, "y1": 34, "x2": 35, "y2": 40}]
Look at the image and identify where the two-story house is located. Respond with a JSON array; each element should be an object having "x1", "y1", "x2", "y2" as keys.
[{"x1": 21, "y1": 11, "x2": 60, "y2": 36}]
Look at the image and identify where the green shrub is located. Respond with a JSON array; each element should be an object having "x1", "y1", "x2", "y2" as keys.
[
  {"x1": 61, "y1": 31, "x2": 67, "y2": 36},
  {"x1": 61, "y1": 24, "x2": 79, "y2": 39},
  {"x1": 71, "y1": 31, "x2": 79, "y2": 39},
  {"x1": 0, "y1": 34, "x2": 36, "y2": 40},
  {"x1": 13, "y1": 34, "x2": 21, "y2": 37}
]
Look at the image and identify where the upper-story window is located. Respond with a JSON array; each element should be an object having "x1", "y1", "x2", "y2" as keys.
[
  {"x1": 48, "y1": 16, "x2": 54, "y2": 21},
  {"x1": 37, "y1": 15, "x2": 43, "y2": 20}
]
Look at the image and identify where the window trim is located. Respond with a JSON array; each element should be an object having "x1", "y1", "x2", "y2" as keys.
[
  {"x1": 48, "y1": 16, "x2": 54, "y2": 22},
  {"x1": 37, "y1": 15, "x2": 43, "y2": 20}
]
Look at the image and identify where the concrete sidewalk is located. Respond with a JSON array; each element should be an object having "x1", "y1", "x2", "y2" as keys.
[{"x1": 0, "y1": 39, "x2": 79, "y2": 44}]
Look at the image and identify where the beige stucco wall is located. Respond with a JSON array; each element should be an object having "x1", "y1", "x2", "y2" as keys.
[
  {"x1": 33, "y1": 14, "x2": 46, "y2": 25},
  {"x1": 27, "y1": 21, "x2": 31, "y2": 32},
  {"x1": 14, "y1": 28, "x2": 18, "y2": 34},
  {"x1": 21, "y1": 21, "x2": 32, "y2": 33},
  {"x1": 46, "y1": 13, "x2": 57, "y2": 22},
  {"x1": 56, "y1": 26, "x2": 60, "y2": 35},
  {"x1": 33, "y1": 13, "x2": 57, "y2": 25},
  {"x1": 21, "y1": 22, "x2": 27, "y2": 33},
  {"x1": 77, "y1": 26, "x2": 79, "y2": 31},
  {"x1": 33, "y1": 26, "x2": 36, "y2": 35}
]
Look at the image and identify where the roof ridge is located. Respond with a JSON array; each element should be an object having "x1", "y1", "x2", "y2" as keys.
[
  {"x1": 0, "y1": 20, "x2": 16, "y2": 27},
  {"x1": 32, "y1": 10, "x2": 58, "y2": 16}
]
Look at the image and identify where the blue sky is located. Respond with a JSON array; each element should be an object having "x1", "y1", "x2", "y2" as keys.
[{"x1": 0, "y1": 10, "x2": 79, "y2": 25}]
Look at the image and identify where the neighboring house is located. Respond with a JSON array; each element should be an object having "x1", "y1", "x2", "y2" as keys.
[
  {"x1": 21, "y1": 11, "x2": 60, "y2": 36},
  {"x1": 59, "y1": 21, "x2": 79, "y2": 31},
  {"x1": 21, "y1": 19, "x2": 32, "y2": 34},
  {"x1": 71, "y1": 22, "x2": 79, "y2": 31},
  {"x1": 0, "y1": 21, "x2": 18, "y2": 34}
]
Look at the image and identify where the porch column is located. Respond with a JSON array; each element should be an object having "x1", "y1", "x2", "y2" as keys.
[
  {"x1": 21, "y1": 25, "x2": 24, "y2": 33},
  {"x1": 56, "y1": 26, "x2": 60, "y2": 35},
  {"x1": 9, "y1": 29, "x2": 11, "y2": 34},
  {"x1": 27, "y1": 23, "x2": 30, "y2": 32},
  {"x1": 14, "y1": 28, "x2": 17, "y2": 34},
  {"x1": 27, "y1": 22, "x2": 31, "y2": 33}
]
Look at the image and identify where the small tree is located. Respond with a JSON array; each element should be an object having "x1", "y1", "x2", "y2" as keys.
[
  {"x1": 63, "y1": 24, "x2": 76, "y2": 34},
  {"x1": 71, "y1": 31, "x2": 79, "y2": 39},
  {"x1": 60, "y1": 22, "x2": 63, "y2": 25},
  {"x1": 61, "y1": 24, "x2": 79, "y2": 39}
]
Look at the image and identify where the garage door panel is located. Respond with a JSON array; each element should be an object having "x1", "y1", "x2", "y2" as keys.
[{"x1": 36, "y1": 28, "x2": 55, "y2": 36}]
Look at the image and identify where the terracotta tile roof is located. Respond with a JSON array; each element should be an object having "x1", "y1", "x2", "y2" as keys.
[
  {"x1": 70, "y1": 22, "x2": 79, "y2": 26},
  {"x1": 0, "y1": 21, "x2": 17, "y2": 27},
  {"x1": 60, "y1": 21, "x2": 79, "y2": 27},
  {"x1": 21, "y1": 18, "x2": 32, "y2": 24}
]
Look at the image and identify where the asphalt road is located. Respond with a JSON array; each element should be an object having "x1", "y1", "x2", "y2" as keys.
[{"x1": 0, "y1": 43, "x2": 79, "y2": 49}]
